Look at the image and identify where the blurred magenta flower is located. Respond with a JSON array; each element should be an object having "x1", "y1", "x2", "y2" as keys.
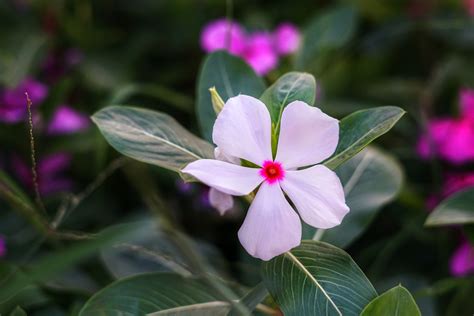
[
  {"x1": 0, "y1": 78, "x2": 48, "y2": 123},
  {"x1": 12, "y1": 153, "x2": 73, "y2": 196},
  {"x1": 47, "y1": 105, "x2": 90, "y2": 135},
  {"x1": 442, "y1": 173, "x2": 474, "y2": 197},
  {"x1": 200, "y1": 19, "x2": 300, "y2": 75},
  {"x1": 201, "y1": 19, "x2": 247, "y2": 55},
  {"x1": 427, "y1": 172, "x2": 474, "y2": 210},
  {"x1": 183, "y1": 95, "x2": 348, "y2": 260},
  {"x1": 417, "y1": 89, "x2": 474, "y2": 164},
  {"x1": 464, "y1": 0, "x2": 474, "y2": 16},
  {"x1": 42, "y1": 48, "x2": 83, "y2": 82},
  {"x1": 0, "y1": 236, "x2": 6, "y2": 258},
  {"x1": 273, "y1": 23, "x2": 301, "y2": 55},
  {"x1": 243, "y1": 32, "x2": 279, "y2": 75},
  {"x1": 450, "y1": 240, "x2": 474, "y2": 277}
]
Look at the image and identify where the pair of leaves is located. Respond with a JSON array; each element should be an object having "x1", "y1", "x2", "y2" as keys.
[
  {"x1": 425, "y1": 188, "x2": 474, "y2": 227},
  {"x1": 261, "y1": 241, "x2": 420, "y2": 315},
  {"x1": 94, "y1": 52, "x2": 404, "y2": 178},
  {"x1": 78, "y1": 240, "x2": 421, "y2": 316}
]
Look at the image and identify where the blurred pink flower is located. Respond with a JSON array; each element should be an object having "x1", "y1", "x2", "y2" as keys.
[
  {"x1": 443, "y1": 173, "x2": 474, "y2": 197},
  {"x1": 47, "y1": 105, "x2": 90, "y2": 135},
  {"x1": 460, "y1": 88, "x2": 474, "y2": 120},
  {"x1": 200, "y1": 19, "x2": 247, "y2": 55},
  {"x1": 200, "y1": 19, "x2": 300, "y2": 75},
  {"x1": 0, "y1": 78, "x2": 48, "y2": 123},
  {"x1": 0, "y1": 236, "x2": 6, "y2": 258},
  {"x1": 42, "y1": 48, "x2": 83, "y2": 82},
  {"x1": 464, "y1": 0, "x2": 474, "y2": 16},
  {"x1": 12, "y1": 153, "x2": 73, "y2": 196},
  {"x1": 417, "y1": 89, "x2": 474, "y2": 164},
  {"x1": 273, "y1": 23, "x2": 301, "y2": 55},
  {"x1": 242, "y1": 32, "x2": 279, "y2": 75},
  {"x1": 183, "y1": 95, "x2": 348, "y2": 260},
  {"x1": 450, "y1": 240, "x2": 474, "y2": 277}
]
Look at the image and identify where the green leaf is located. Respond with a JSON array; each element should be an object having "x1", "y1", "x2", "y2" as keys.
[
  {"x1": 9, "y1": 306, "x2": 27, "y2": 316},
  {"x1": 147, "y1": 302, "x2": 230, "y2": 316},
  {"x1": 196, "y1": 51, "x2": 266, "y2": 141},
  {"x1": 261, "y1": 240, "x2": 377, "y2": 316},
  {"x1": 78, "y1": 273, "x2": 236, "y2": 316},
  {"x1": 425, "y1": 188, "x2": 474, "y2": 226},
  {"x1": 296, "y1": 5, "x2": 358, "y2": 68},
  {"x1": 101, "y1": 221, "x2": 227, "y2": 279},
  {"x1": 360, "y1": 285, "x2": 421, "y2": 316},
  {"x1": 260, "y1": 72, "x2": 316, "y2": 122},
  {"x1": 324, "y1": 106, "x2": 405, "y2": 170},
  {"x1": 92, "y1": 106, "x2": 215, "y2": 174},
  {"x1": 314, "y1": 147, "x2": 403, "y2": 247}
]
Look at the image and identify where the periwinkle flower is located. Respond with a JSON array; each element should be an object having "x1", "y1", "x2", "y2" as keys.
[
  {"x1": 47, "y1": 105, "x2": 90, "y2": 135},
  {"x1": 417, "y1": 88, "x2": 474, "y2": 164},
  {"x1": 12, "y1": 153, "x2": 73, "y2": 196},
  {"x1": 0, "y1": 78, "x2": 48, "y2": 123},
  {"x1": 450, "y1": 240, "x2": 474, "y2": 277},
  {"x1": 200, "y1": 18, "x2": 247, "y2": 55},
  {"x1": 273, "y1": 23, "x2": 301, "y2": 55},
  {"x1": 200, "y1": 19, "x2": 301, "y2": 76},
  {"x1": 183, "y1": 95, "x2": 349, "y2": 260},
  {"x1": 242, "y1": 32, "x2": 279, "y2": 76}
]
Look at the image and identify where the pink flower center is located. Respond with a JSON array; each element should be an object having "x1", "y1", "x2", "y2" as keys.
[{"x1": 260, "y1": 160, "x2": 285, "y2": 184}]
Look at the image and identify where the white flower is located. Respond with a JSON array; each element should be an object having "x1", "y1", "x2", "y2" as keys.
[{"x1": 183, "y1": 95, "x2": 349, "y2": 260}]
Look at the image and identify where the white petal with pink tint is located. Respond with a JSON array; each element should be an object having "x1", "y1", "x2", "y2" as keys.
[
  {"x1": 238, "y1": 182, "x2": 301, "y2": 261},
  {"x1": 280, "y1": 165, "x2": 349, "y2": 229},
  {"x1": 213, "y1": 95, "x2": 272, "y2": 166},
  {"x1": 275, "y1": 101, "x2": 339, "y2": 169},
  {"x1": 182, "y1": 159, "x2": 262, "y2": 196},
  {"x1": 214, "y1": 147, "x2": 240, "y2": 164},
  {"x1": 209, "y1": 188, "x2": 234, "y2": 215}
]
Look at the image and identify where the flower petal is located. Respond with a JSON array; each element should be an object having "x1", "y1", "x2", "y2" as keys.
[
  {"x1": 275, "y1": 101, "x2": 339, "y2": 169},
  {"x1": 280, "y1": 165, "x2": 349, "y2": 229},
  {"x1": 213, "y1": 95, "x2": 272, "y2": 166},
  {"x1": 209, "y1": 188, "x2": 234, "y2": 215},
  {"x1": 238, "y1": 182, "x2": 301, "y2": 261},
  {"x1": 182, "y1": 159, "x2": 262, "y2": 195},
  {"x1": 214, "y1": 147, "x2": 240, "y2": 164}
]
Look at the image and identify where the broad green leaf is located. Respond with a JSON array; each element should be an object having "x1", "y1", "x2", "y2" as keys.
[
  {"x1": 147, "y1": 302, "x2": 230, "y2": 316},
  {"x1": 313, "y1": 147, "x2": 403, "y2": 247},
  {"x1": 360, "y1": 285, "x2": 421, "y2": 316},
  {"x1": 260, "y1": 72, "x2": 316, "y2": 122},
  {"x1": 92, "y1": 106, "x2": 214, "y2": 174},
  {"x1": 101, "y1": 221, "x2": 227, "y2": 279},
  {"x1": 196, "y1": 51, "x2": 266, "y2": 141},
  {"x1": 324, "y1": 106, "x2": 405, "y2": 170},
  {"x1": 296, "y1": 5, "x2": 358, "y2": 68},
  {"x1": 78, "y1": 273, "x2": 237, "y2": 316},
  {"x1": 425, "y1": 188, "x2": 474, "y2": 226},
  {"x1": 261, "y1": 240, "x2": 377, "y2": 316}
]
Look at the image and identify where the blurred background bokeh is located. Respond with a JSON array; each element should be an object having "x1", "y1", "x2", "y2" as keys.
[{"x1": 1, "y1": 0, "x2": 474, "y2": 315}]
